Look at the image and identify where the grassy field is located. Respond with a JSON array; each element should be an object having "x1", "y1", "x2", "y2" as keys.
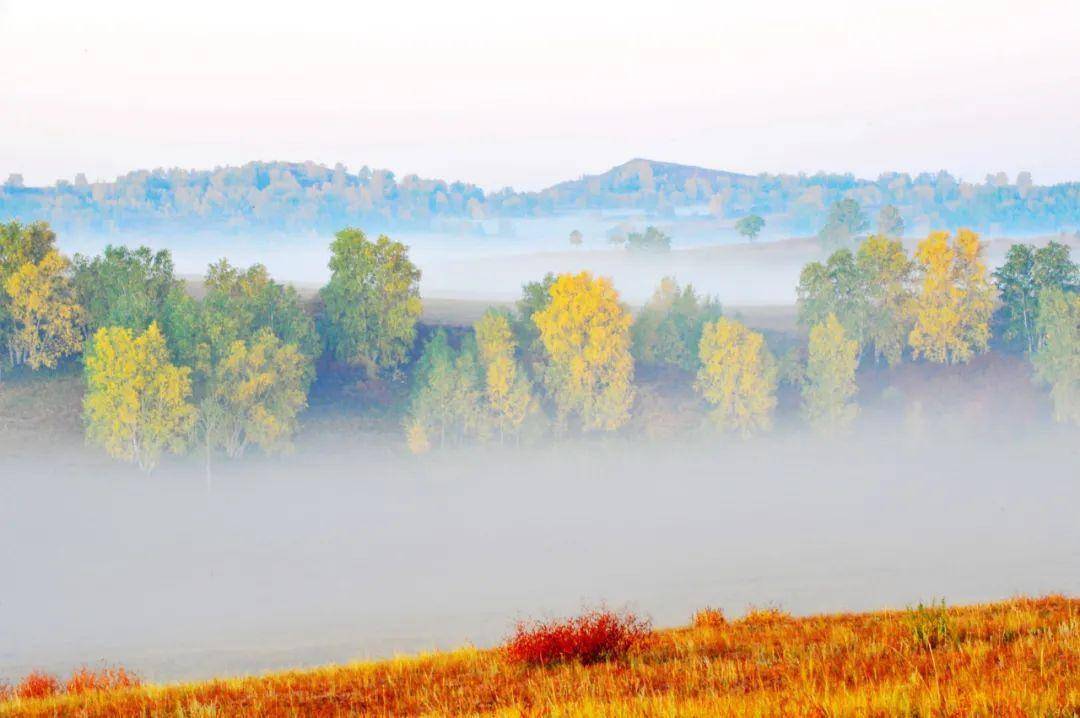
[{"x1": 1, "y1": 596, "x2": 1076, "y2": 717}]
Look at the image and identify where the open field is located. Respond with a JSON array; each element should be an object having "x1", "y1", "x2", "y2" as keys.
[
  {"x1": 2, "y1": 596, "x2": 1077, "y2": 717},
  {"x1": 2, "y1": 348, "x2": 1077, "y2": 683}
]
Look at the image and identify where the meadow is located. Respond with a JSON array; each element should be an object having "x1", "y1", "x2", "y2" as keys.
[{"x1": 1, "y1": 596, "x2": 1077, "y2": 717}]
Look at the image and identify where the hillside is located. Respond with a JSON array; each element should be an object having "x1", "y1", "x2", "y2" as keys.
[
  {"x1": 3, "y1": 158, "x2": 1079, "y2": 237},
  {"x1": 2, "y1": 596, "x2": 1076, "y2": 717}
]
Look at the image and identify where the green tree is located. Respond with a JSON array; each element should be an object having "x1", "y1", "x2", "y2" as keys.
[
  {"x1": 160, "y1": 284, "x2": 204, "y2": 369},
  {"x1": 694, "y1": 317, "x2": 777, "y2": 436},
  {"x1": 1032, "y1": 287, "x2": 1080, "y2": 425},
  {"x1": 802, "y1": 314, "x2": 860, "y2": 436},
  {"x1": 515, "y1": 272, "x2": 556, "y2": 354},
  {"x1": 84, "y1": 322, "x2": 196, "y2": 472},
  {"x1": 993, "y1": 241, "x2": 1079, "y2": 354},
  {"x1": 818, "y1": 199, "x2": 869, "y2": 250},
  {"x1": 631, "y1": 276, "x2": 721, "y2": 372},
  {"x1": 0, "y1": 221, "x2": 55, "y2": 276},
  {"x1": 320, "y1": 228, "x2": 422, "y2": 377},
  {"x1": 4, "y1": 250, "x2": 85, "y2": 370},
  {"x1": 72, "y1": 245, "x2": 179, "y2": 334},
  {"x1": 876, "y1": 205, "x2": 905, "y2": 237},
  {"x1": 533, "y1": 272, "x2": 636, "y2": 432},
  {"x1": 201, "y1": 260, "x2": 319, "y2": 371},
  {"x1": 408, "y1": 329, "x2": 485, "y2": 447},
  {"x1": 626, "y1": 226, "x2": 671, "y2": 253},
  {"x1": 735, "y1": 214, "x2": 765, "y2": 241},
  {"x1": 797, "y1": 248, "x2": 868, "y2": 351}
]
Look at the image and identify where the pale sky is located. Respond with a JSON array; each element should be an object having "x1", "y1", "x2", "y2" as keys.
[{"x1": 2, "y1": 0, "x2": 1078, "y2": 190}]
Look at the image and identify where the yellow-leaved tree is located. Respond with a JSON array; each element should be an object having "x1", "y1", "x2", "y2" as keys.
[
  {"x1": 802, "y1": 314, "x2": 860, "y2": 436},
  {"x1": 210, "y1": 329, "x2": 309, "y2": 459},
  {"x1": 533, "y1": 272, "x2": 635, "y2": 432},
  {"x1": 694, "y1": 317, "x2": 777, "y2": 436},
  {"x1": 84, "y1": 322, "x2": 196, "y2": 472},
  {"x1": 4, "y1": 250, "x2": 85, "y2": 370},
  {"x1": 909, "y1": 229, "x2": 995, "y2": 364},
  {"x1": 474, "y1": 309, "x2": 534, "y2": 442}
]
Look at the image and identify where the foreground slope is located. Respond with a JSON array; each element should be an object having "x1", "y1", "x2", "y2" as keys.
[{"x1": 3, "y1": 596, "x2": 1077, "y2": 717}]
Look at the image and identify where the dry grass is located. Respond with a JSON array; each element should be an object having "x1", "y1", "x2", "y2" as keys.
[{"x1": 2, "y1": 596, "x2": 1077, "y2": 717}]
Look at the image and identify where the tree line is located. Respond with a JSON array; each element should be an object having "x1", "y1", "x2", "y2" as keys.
[
  {"x1": 1, "y1": 219, "x2": 1077, "y2": 471},
  {"x1": 5, "y1": 158, "x2": 1080, "y2": 236}
]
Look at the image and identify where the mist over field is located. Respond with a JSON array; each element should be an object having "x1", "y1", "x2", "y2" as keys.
[
  {"x1": 54, "y1": 213, "x2": 1075, "y2": 308},
  {"x1": 2, "y1": 348, "x2": 1078, "y2": 683},
  {"x1": 4, "y1": 2, "x2": 1080, "y2": 713},
  {"x1": 1, "y1": 212, "x2": 1077, "y2": 685}
]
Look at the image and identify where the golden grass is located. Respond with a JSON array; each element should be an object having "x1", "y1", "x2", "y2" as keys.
[{"x1": 2, "y1": 595, "x2": 1077, "y2": 717}]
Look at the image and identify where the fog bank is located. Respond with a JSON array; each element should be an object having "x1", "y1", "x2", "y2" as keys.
[{"x1": 2, "y1": 430, "x2": 1076, "y2": 683}]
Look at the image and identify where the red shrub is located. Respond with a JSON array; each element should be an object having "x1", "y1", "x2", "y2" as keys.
[
  {"x1": 65, "y1": 666, "x2": 141, "y2": 695},
  {"x1": 503, "y1": 609, "x2": 651, "y2": 665},
  {"x1": 64, "y1": 668, "x2": 100, "y2": 695},
  {"x1": 16, "y1": 671, "x2": 60, "y2": 700},
  {"x1": 0, "y1": 683, "x2": 13, "y2": 702}
]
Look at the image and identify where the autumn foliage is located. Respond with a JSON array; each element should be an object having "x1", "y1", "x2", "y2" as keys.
[
  {"x1": 4, "y1": 596, "x2": 1076, "y2": 717},
  {"x1": 909, "y1": 229, "x2": 995, "y2": 364},
  {"x1": 83, "y1": 322, "x2": 196, "y2": 471},
  {"x1": 533, "y1": 271, "x2": 636, "y2": 432},
  {"x1": 695, "y1": 317, "x2": 778, "y2": 435},
  {"x1": 63, "y1": 667, "x2": 140, "y2": 696},
  {"x1": 502, "y1": 609, "x2": 652, "y2": 665},
  {"x1": 13, "y1": 672, "x2": 59, "y2": 701}
]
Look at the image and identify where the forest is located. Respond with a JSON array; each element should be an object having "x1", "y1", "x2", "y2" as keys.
[
  {"x1": 4, "y1": 158, "x2": 1080, "y2": 236},
  {"x1": 1, "y1": 210, "x2": 1077, "y2": 474}
]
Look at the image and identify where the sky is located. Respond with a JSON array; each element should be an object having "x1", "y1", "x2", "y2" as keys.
[{"x1": 2, "y1": 0, "x2": 1079, "y2": 191}]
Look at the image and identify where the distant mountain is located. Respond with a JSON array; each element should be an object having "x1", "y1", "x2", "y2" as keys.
[
  {"x1": 544, "y1": 158, "x2": 750, "y2": 206},
  {"x1": 2, "y1": 159, "x2": 1079, "y2": 237}
]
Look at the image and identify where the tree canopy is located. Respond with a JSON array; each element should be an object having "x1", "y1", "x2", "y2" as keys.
[
  {"x1": 408, "y1": 329, "x2": 486, "y2": 448},
  {"x1": 1033, "y1": 287, "x2": 1080, "y2": 426},
  {"x1": 73, "y1": 245, "x2": 179, "y2": 334},
  {"x1": 533, "y1": 272, "x2": 635, "y2": 432},
  {"x1": 208, "y1": 329, "x2": 310, "y2": 458},
  {"x1": 475, "y1": 310, "x2": 534, "y2": 442},
  {"x1": 4, "y1": 250, "x2": 85, "y2": 370},
  {"x1": 802, "y1": 314, "x2": 860, "y2": 436},
  {"x1": 320, "y1": 228, "x2": 422, "y2": 376},
  {"x1": 818, "y1": 199, "x2": 870, "y2": 250},
  {"x1": 909, "y1": 229, "x2": 995, "y2": 364},
  {"x1": 993, "y1": 241, "x2": 1079, "y2": 353},
  {"x1": 694, "y1": 317, "x2": 777, "y2": 436},
  {"x1": 83, "y1": 322, "x2": 196, "y2": 472},
  {"x1": 735, "y1": 214, "x2": 765, "y2": 241},
  {"x1": 876, "y1": 205, "x2": 905, "y2": 237},
  {"x1": 0, "y1": 220, "x2": 57, "y2": 368},
  {"x1": 632, "y1": 277, "x2": 721, "y2": 372},
  {"x1": 626, "y1": 226, "x2": 672, "y2": 253}
]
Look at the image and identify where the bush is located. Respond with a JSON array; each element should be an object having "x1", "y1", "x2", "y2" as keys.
[
  {"x1": 65, "y1": 666, "x2": 141, "y2": 695},
  {"x1": 0, "y1": 683, "x2": 12, "y2": 702},
  {"x1": 503, "y1": 609, "x2": 651, "y2": 665},
  {"x1": 693, "y1": 607, "x2": 727, "y2": 629},
  {"x1": 906, "y1": 599, "x2": 953, "y2": 649},
  {"x1": 16, "y1": 671, "x2": 60, "y2": 700},
  {"x1": 740, "y1": 606, "x2": 793, "y2": 627}
]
